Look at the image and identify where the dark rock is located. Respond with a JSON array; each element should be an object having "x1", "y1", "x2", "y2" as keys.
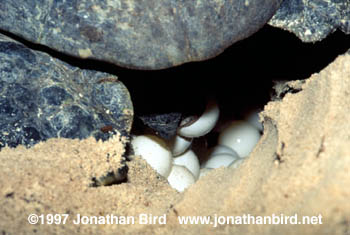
[
  {"x1": 139, "y1": 112, "x2": 182, "y2": 140},
  {"x1": 0, "y1": 34, "x2": 133, "y2": 149},
  {"x1": 269, "y1": 0, "x2": 350, "y2": 42},
  {"x1": 0, "y1": 0, "x2": 282, "y2": 69}
]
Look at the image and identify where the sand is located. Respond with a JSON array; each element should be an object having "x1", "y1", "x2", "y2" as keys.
[{"x1": 0, "y1": 52, "x2": 349, "y2": 234}]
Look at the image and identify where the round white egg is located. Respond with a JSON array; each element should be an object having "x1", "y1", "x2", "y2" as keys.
[
  {"x1": 207, "y1": 145, "x2": 240, "y2": 159},
  {"x1": 167, "y1": 165, "x2": 195, "y2": 192},
  {"x1": 178, "y1": 101, "x2": 219, "y2": 138},
  {"x1": 229, "y1": 158, "x2": 245, "y2": 169},
  {"x1": 199, "y1": 168, "x2": 213, "y2": 178},
  {"x1": 202, "y1": 153, "x2": 238, "y2": 169},
  {"x1": 218, "y1": 120, "x2": 261, "y2": 158},
  {"x1": 245, "y1": 110, "x2": 263, "y2": 132},
  {"x1": 131, "y1": 135, "x2": 173, "y2": 178},
  {"x1": 173, "y1": 150, "x2": 200, "y2": 179},
  {"x1": 169, "y1": 135, "x2": 192, "y2": 156}
]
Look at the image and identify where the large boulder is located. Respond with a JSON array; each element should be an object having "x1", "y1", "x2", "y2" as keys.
[
  {"x1": 0, "y1": 0, "x2": 281, "y2": 69},
  {"x1": 0, "y1": 34, "x2": 133, "y2": 149}
]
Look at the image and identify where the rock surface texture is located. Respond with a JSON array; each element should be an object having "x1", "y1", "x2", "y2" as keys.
[
  {"x1": 138, "y1": 112, "x2": 182, "y2": 140},
  {"x1": 0, "y1": 34, "x2": 133, "y2": 149},
  {"x1": 0, "y1": 0, "x2": 281, "y2": 69},
  {"x1": 269, "y1": 0, "x2": 350, "y2": 42}
]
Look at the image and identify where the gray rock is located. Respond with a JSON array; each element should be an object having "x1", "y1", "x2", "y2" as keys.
[
  {"x1": 0, "y1": 0, "x2": 281, "y2": 69},
  {"x1": 0, "y1": 34, "x2": 133, "y2": 149},
  {"x1": 139, "y1": 112, "x2": 182, "y2": 140},
  {"x1": 269, "y1": 0, "x2": 350, "y2": 42}
]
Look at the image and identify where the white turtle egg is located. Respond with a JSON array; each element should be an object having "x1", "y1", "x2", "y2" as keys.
[
  {"x1": 178, "y1": 101, "x2": 219, "y2": 138},
  {"x1": 167, "y1": 165, "x2": 195, "y2": 192},
  {"x1": 173, "y1": 150, "x2": 200, "y2": 179},
  {"x1": 229, "y1": 158, "x2": 245, "y2": 169},
  {"x1": 202, "y1": 153, "x2": 238, "y2": 169},
  {"x1": 245, "y1": 110, "x2": 263, "y2": 132},
  {"x1": 199, "y1": 168, "x2": 213, "y2": 178},
  {"x1": 131, "y1": 135, "x2": 173, "y2": 178},
  {"x1": 169, "y1": 135, "x2": 192, "y2": 156},
  {"x1": 218, "y1": 120, "x2": 261, "y2": 158},
  {"x1": 207, "y1": 145, "x2": 240, "y2": 158}
]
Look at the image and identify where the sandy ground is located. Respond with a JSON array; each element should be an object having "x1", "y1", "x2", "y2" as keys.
[{"x1": 0, "y1": 52, "x2": 349, "y2": 235}]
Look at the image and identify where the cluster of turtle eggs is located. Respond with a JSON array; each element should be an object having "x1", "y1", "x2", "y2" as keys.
[{"x1": 130, "y1": 101, "x2": 263, "y2": 192}]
